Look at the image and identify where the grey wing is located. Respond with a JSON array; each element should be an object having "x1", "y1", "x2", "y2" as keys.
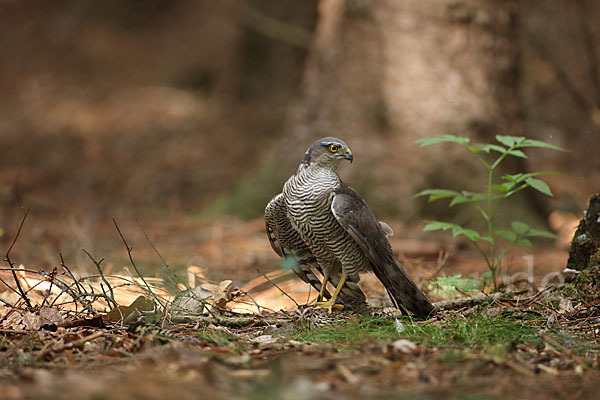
[
  {"x1": 265, "y1": 193, "x2": 331, "y2": 298},
  {"x1": 331, "y1": 184, "x2": 435, "y2": 317}
]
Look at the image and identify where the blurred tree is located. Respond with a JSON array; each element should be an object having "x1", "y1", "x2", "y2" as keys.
[{"x1": 236, "y1": 0, "x2": 523, "y2": 221}]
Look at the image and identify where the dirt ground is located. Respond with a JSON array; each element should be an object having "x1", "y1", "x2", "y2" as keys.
[{"x1": 1, "y1": 215, "x2": 599, "y2": 400}]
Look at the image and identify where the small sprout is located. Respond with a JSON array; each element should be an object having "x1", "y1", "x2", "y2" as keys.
[{"x1": 415, "y1": 134, "x2": 564, "y2": 290}]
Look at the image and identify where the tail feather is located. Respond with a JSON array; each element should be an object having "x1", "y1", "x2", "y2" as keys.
[{"x1": 372, "y1": 259, "x2": 435, "y2": 318}]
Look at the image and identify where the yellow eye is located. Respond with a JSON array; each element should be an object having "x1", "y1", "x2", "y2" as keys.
[{"x1": 329, "y1": 144, "x2": 340, "y2": 153}]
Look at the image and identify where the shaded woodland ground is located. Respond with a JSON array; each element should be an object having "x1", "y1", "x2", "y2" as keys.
[{"x1": 1, "y1": 1, "x2": 600, "y2": 399}]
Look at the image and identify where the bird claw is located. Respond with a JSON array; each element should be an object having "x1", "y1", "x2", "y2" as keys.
[{"x1": 314, "y1": 301, "x2": 344, "y2": 314}]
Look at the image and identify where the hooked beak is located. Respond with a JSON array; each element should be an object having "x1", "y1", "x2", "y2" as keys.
[{"x1": 344, "y1": 148, "x2": 353, "y2": 163}]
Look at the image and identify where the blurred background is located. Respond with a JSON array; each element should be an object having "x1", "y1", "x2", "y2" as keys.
[{"x1": 0, "y1": 0, "x2": 598, "y2": 286}]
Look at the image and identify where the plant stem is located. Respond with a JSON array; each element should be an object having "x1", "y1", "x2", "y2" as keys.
[
  {"x1": 495, "y1": 238, "x2": 520, "y2": 271},
  {"x1": 472, "y1": 241, "x2": 492, "y2": 270},
  {"x1": 487, "y1": 166, "x2": 496, "y2": 290}
]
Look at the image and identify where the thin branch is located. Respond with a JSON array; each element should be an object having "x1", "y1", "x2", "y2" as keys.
[
  {"x1": 135, "y1": 218, "x2": 214, "y2": 318},
  {"x1": 40, "y1": 267, "x2": 57, "y2": 307},
  {"x1": 81, "y1": 248, "x2": 116, "y2": 308},
  {"x1": 38, "y1": 331, "x2": 105, "y2": 359},
  {"x1": 113, "y1": 218, "x2": 165, "y2": 309},
  {"x1": 134, "y1": 218, "x2": 183, "y2": 289},
  {"x1": 433, "y1": 292, "x2": 506, "y2": 311},
  {"x1": 169, "y1": 313, "x2": 290, "y2": 327},
  {"x1": 60, "y1": 253, "x2": 86, "y2": 296},
  {"x1": 4, "y1": 208, "x2": 32, "y2": 308},
  {"x1": 305, "y1": 282, "x2": 312, "y2": 306},
  {"x1": 256, "y1": 268, "x2": 299, "y2": 308},
  {"x1": 237, "y1": 289, "x2": 262, "y2": 315},
  {"x1": 0, "y1": 296, "x2": 13, "y2": 307},
  {"x1": 0, "y1": 274, "x2": 21, "y2": 298}
]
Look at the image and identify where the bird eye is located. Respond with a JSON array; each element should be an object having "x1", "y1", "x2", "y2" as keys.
[{"x1": 329, "y1": 144, "x2": 340, "y2": 153}]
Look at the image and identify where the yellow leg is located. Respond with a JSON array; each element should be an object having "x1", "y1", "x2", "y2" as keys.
[
  {"x1": 317, "y1": 271, "x2": 330, "y2": 303},
  {"x1": 315, "y1": 272, "x2": 348, "y2": 314}
]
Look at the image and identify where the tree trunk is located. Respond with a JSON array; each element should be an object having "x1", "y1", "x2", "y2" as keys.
[{"x1": 284, "y1": 0, "x2": 521, "y2": 218}]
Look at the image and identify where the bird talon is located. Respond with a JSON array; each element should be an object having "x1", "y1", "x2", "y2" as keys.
[{"x1": 315, "y1": 301, "x2": 344, "y2": 314}]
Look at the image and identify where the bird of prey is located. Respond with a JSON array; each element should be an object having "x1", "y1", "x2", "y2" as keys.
[{"x1": 265, "y1": 137, "x2": 435, "y2": 317}]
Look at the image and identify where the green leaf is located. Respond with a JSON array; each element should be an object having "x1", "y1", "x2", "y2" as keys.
[
  {"x1": 463, "y1": 191, "x2": 487, "y2": 202},
  {"x1": 479, "y1": 144, "x2": 507, "y2": 154},
  {"x1": 413, "y1": 189, "x2": 460, "y2": 202},
  {"x1": 492, "y1": 182, "x2": 516, "y2": 193},
  {"x1": 525, "y1": 177, "x2": 553, "y2": 196},
  {"x1": 496, "y1": 135, "x2": 525, "y2": 147},
  {"x1": 518, "y1": 238, "x2": 533, "y2": 248},
  {"x1": 502, "y1": 173, "x2": 524, "y2": 183},
  {"x1": 448, "y1": 191, "x2": 486, "y2": 206},
  {"x1": 511, "y1": 221, "x2": 530, "y2": 234},
  {"x1": 495, "y1": 230, "x2": 517, "y2": 242},
  {"x1": 480, "y1": 235, "x2": 494, "y2": 244},
  {"x1": 423, "y1": 221, "x2": 481, "y2": 242},
  {"x1": 518, "y1": 139, "x2": 567, "y2": 152},
  {"x1": 449, "y1": 195, "x2": 470, "y2": 207},
  {"x1": 454, "y1": 227, "x2": 481, "y2": 242},
  {"x1": 414, "y1": 135, "x2": 470, "y2": 148},
  {"x1": 507, "y1": 149, "x2": 527, "y2": 158},
  {"x1": 525, "y1": 228, "x2": 558, "y2": 239},
  {"x1": 423, "y1": 221, "x2": 460, "y2": 232}
]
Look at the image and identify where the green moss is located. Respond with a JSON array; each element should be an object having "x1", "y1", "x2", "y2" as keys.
[
  {"x1": 572, "y1": 263, "x2": 600, "y2": 302},
  {"x1": 555, "y1": 283, "x2": 579, "y2": 299},
  {"x1": 557, "y1": 253, "x2": 600, "y2": 302},
  {"x1": 293, "y1": 312, "x2": 542, "y2": 351}
]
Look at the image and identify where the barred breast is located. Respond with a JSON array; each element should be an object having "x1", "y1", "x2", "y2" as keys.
[{"x1": 283, "y1": 166, "x2": 370, "y2": 279}]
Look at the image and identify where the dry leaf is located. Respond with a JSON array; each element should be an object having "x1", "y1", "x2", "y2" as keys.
[
  {"x1": 106, "y1": 295, "x2": 154, "y2": 323},
  {"x1": 213, "y1": 280, "x2": 233, "y2": 308},
  {"x1": 171, "y1": 286, "x2": 212, "y2": 314},
  {"x1": 39, "y1": 307, "x2": 65, "y2": 326}
]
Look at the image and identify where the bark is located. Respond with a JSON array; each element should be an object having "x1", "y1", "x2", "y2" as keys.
[
  {"x1": 567, "y1": 194, "x2": 600, "y2": 271},
  {"x1": 284, "y1": 0, "x2": 521, "y2": 218}
]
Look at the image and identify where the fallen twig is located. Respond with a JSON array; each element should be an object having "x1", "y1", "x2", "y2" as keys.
[
  {"x1": 433, "y1": 292, "x2": 506, "y2": 311},
  {"x1": 38, "y1": 331, "x2": 105, "y2": 358},
  {"x1": 257, "y1": 268, "x2": 299, "y2": 308},
  {"x1": 4, "y1": 208, "x2": 32, "y2": 308},
  {"x1": 170, "y1": 313, "x2": 290, "y2": 327}
]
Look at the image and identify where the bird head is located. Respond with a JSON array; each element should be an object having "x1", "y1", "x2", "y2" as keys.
[{"x1": 301, "y1": 137, "x2": 353, "y2": 169}]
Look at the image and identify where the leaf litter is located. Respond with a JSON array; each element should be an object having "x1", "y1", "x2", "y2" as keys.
[{"x1": 1, "y1": 221, "x2": 600, "y2": 399}]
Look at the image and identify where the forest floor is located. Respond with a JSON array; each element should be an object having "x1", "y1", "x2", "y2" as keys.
[{"x1": 1, "y1": 215, "x2": 599, "y2": 400}]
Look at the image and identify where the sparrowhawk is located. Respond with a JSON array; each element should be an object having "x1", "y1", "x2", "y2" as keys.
[{"x1": 265, "y1": 137, "x2": 434, "y2": 317}]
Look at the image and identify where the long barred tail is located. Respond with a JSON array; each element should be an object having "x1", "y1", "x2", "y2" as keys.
[{"x1": 373, "y1": 259, "x2": 435, "y2": 318}]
